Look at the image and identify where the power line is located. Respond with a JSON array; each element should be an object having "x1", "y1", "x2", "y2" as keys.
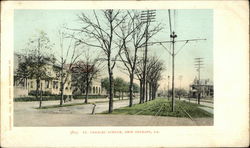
[
  {"x1": 139, "y1": 10, "x2": 206, "y2": 111},
  {"x1": 150, "y1": 9, "x2": 206, "y2": 112}
]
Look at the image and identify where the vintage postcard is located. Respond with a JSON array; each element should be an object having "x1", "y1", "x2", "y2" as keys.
[{"x1": 0, "y1": 0, "x2": 249, "y2": 147}]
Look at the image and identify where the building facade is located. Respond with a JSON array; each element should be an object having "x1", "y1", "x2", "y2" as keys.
[
  {"x1": 72, "y1": 79, "x2": 104, "y2": 95},
  {"x1": 189, "y1": 78, "x2": 213, "y2": 98},
  {"x1": 14, "y1": 53, "x2": 103, "y2": 98}
]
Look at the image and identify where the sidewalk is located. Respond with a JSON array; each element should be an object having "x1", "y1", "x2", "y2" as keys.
[
  {"x1": 180, "y1": 98, "x2": 213, "y2": 108},
  {"x1": 180, "y1": 98, "x2": 214, "y2": 114},
  {"x1": 198, "y1": 107, "x2": 213, "y2": 114}
]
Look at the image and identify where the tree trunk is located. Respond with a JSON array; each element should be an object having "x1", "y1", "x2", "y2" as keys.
[
  {"x1": 139, "y1": 80, "x2": 143, "y2": 104},
  {"x1": 145, "y1": 81, "x2": 148, "y2": 102},
  {"x1": 152, "y1": 83, "x2": 156, "y2": 100},
  {"x1": 108, "y1": 65, "x2": 114, "y2": 113},
  {"x1": 128, "y1": 74, "x2": 134, "y2": 107},
  {"x1": 40, "y1": 84, "x2": 42, "y2": 107},
  {"x1": 60, "y1": 61, "x2": 64, "y2": 105},
  {"x1": 149, "y1": 82, "x2": 152, "y2": 101},
  {"x1": 36, "y1": 79, "x2": 42, "y2": 108},
  {"x1": 60, "y1": 82, "x2": 64, "y2": 106},
  {"x1": 122, "y1": 91, "x2": 124, "y2": 100},
  {"x1": 85, "y1": 82, "x2": 89, "y2": 104},
  {"x1": 198, "y1": 93, "x2": 201, "y2": 104}
]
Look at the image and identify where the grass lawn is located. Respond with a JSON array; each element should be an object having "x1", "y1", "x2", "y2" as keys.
[{"x1": 103, "y1": 98, "x2": 213, "y2": 118}]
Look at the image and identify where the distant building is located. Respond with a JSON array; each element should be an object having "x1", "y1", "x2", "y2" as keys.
[
  {"x1": 189, "y1": 78, "x2": 213, "y2": 98},
  {"x1": 14, "y1": 53, "x2": 104, "y2": 98},
  {"x1": 72, "y1": 79, "x2": 104, "y2": 96},
  {"x1": 25, "y1": 67, "x2": 72, "y2": 97},
  {"x1": 14, "y1": 53, "x2": 72, "y2": 98},
  {"x1": 14, "y1": 53, "x2": 28, "y2": 97}
]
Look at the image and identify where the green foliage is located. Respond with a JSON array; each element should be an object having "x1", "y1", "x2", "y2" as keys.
[
  {"x1": 14, "y1": 95, "x2": 62, "y2": 102},
  {"x1": 175, "y1": 88, "x2": 188, "y2": 97},
  {"x1": 101, "y1": 77, "x2": 110, "y2": 92},
  {"x1": 105, "y1": 98, "x2": 213, "y2": 118},
  {"x1": 101, "y1": 77, "x2": 140, "y2": 94},
  {"x1": 132, "y1": 83, "x2": 139, "y2": 93},
  {"x1": 28, "y1": 90, "x2": 52, "y2": 96},
  {"x1": 114, "y1": 77, "x2": 128, "y2": 92},
  {"x1": 73, "y1": 95, "x2": 107, "y2": 99},
  {"x1": 14, "y1": 95, "x2": 107, "y2": 102},
  {"x1": 15, "y1": 31, "x2": 55, "y2": 100},
  {"x1": 16, "y1": 31, "x2": 55, "y2": 80}
]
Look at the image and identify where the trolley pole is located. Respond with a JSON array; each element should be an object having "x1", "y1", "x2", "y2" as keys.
[
  {"x1": 170, "y1": 31, "x2": 177, "y2": 112},
  {"x1": 168, "y1": 75, "x2": 170, "y2": 100}
]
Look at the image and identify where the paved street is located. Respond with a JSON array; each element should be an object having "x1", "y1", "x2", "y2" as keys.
[
  {"x1": 14, "y1": 97, "x2": 139, "y2": 114},
  {"x1": 14, "y1": 98, "x2": 213, "y2": 126}
]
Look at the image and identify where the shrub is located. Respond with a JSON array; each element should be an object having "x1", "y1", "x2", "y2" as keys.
[
  {"x1": 28, "y1": 90, "x2": 52, "y2": 96},
  {"x1": 14, "y1": 95, "x2": 107, "y2": 102},
  {"x1": 14, "y1": 95, "x2": 63, "y2": 102},
  {"x1": 73, "y1": 95, "x2": 107, "y2": 99}
]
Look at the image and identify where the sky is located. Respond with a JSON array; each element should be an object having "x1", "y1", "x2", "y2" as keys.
[{"x1": 14, "y1": 9, "x2": 213, "y2": 90}]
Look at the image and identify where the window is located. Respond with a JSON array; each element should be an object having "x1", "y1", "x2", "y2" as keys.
[
  {"x1": 45, "y1": 80, "x2": 49, "y2": 88},
  {"x1": 96, "y1": 87, "x2": 98, "y2": 94},
  {"x1": 53, "y1": 81, "x2": 57, "y2": 89},
  {"x1": 30, "y1": 81, "x2": 33, "y2": 88}
]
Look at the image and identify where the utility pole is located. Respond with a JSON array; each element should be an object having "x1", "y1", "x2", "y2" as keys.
[
  {"x1": 141, "y1": 10, "x2": 156, "y2": 103},
  {"x1": 145, "y1": 9, "x2": 206, "y2": 111},
  {"x1": 170, "y1": 31, "x2": 177, "y2": 111},
  {"x1": 168, "y1": 75, "x2": 170, "y2": 100},
  {"x1": 194, "y1": 58, "x2": 204, "y2": 104}
]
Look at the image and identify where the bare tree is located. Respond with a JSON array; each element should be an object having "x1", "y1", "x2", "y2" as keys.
[
  {"x1": 135, "y1": 58, "x2": 144, "y2": 103},
  {"x1": 71, "y1": 50, "x2": 102, "y2": 104},
  {"x1": 145, "y1": 57, "x2": 158, "y2": 101},
  {"x1": 116, "y1": 11, "x2": 144, "y2": 107},
  {"x1": 56, "y1": 28, "x2": 82, "y2": 106},
  {"x1": 117, "y1": 10, "x2": 162, "y2": 106},
  {"x1": 67, "y1": 10, "x2": 127, "y2": 113},
  {"x1": 147, "y1": 56, "x2": 165, "y2": 100}
]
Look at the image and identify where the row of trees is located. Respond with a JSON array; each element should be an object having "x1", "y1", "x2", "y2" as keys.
[
  {"x1": 67, "y1": 10, "x2": 164, "y2": 112},
  {"x1": 16, "y1": 30, "x2": 102, "y2": 108},
  {"x1": 160, "y1": 88, "x2": 188, "y2": 99},
  {"x1": 136, "y1": 56, "x2": 165, "y2": 103},
  {"x1": 101, "y1": 77, "x2": 139, "y2": 100},
  {"x1": 16, "y1": 10, "x2": 165, "y2": 112}
]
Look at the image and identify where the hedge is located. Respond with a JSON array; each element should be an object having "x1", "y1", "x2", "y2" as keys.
[
  {"x1": 14, "y1": 95, "x2": 107, "y2": 102},
  {"x1": 73, "y1": 95, "x2": 107, "y2": 99},
  {"x1": 29, "y1": 90, "x2": 52, "y2": 96},
  {"x1": 14, "y1": 96, "x2": 61, "y2": 102}
]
